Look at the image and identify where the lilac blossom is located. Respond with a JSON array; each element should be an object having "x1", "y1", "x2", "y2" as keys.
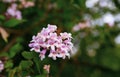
[
  {"x1": 29, "y1": 24, "x2": 73, "y2": 60},
  {"x1": 0, "y1": 60, "x2": 4, "y2": 72},
  {"x1": 72, "y1": 21, "x2": 90, "y2": 32},
  {"x1": 3, "y1": 0, "x2": 35, "y2": 20},
  {"x1": 5, "y1": 3, "x2": 22, "y2": 20}
]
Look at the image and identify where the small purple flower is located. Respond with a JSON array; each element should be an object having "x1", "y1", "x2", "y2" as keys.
[
  {"x1": 5, "y1": 3, "x2": 22, "y2": 20},
  {"x1": 48, "y1": 51, "x2": 57, "y2": 60},
  {"x1": 47, "y1": 24, "x2": 57, "y2": 32},
  {"x1": 60, "y1": 32, "x2": 72, "y2": 39},
  {"x1": 39, "y1": 49, "x2": 47, "y2": 60},
  {"x1": 0, "y1": 60, "x2": 4, "y2": 72},
  {"x1": 57, "y1": 51, "x2": 70, "y2": 59},
  {"x1": 29, "y1": 24, "x2": 73, "y2": 60}
]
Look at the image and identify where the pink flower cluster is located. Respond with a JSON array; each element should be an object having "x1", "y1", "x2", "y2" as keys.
[
  {"x1": 3, "y1": 0, "x2": 34, "y2": 20},
  {"x1": 6, "y1": 3, "x2": 22, "y2": 20},
  {"x1": 29, "y1": 24, "x2": 73, "y2": 60},
  {"x1": 0, "y1": 60, "x2": 4, "y2": 72},
  {"x1": 72, "y1": 21, "x2": 90, "y2": 32}
]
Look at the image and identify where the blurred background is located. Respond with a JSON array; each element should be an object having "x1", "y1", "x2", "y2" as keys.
[{"x1": 0, "y1": 0, "x2": 120, "y2": 77}]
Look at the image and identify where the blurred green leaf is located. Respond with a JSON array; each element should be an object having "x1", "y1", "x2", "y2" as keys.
[
  {"x1": 9, "y1": 43, "x2": 23, "y2": 58},
  {"x1": 0, "y1": 15, "x2": 5, "y2": 20},
  {"x1": 4, "y1": 18, "x2": 26, "y2": 27},
  {"x1": 33, "y1": 56, "x2": 41, "y2": 73},
  {"x1": 20, "y1": 60, "x2": 33, "y2": 69},
  {"x1": 5, "y1": 60, "x2": 13, "y2": 69},
  {"x1": 22, "y1": 51, "x2": 38, "y2": 59}
]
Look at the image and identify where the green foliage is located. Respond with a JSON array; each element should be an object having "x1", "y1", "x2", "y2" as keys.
[
  {"x1": 4, "y1": 18, "x2": 26, "y2": 27},
  {"x1": 5, "y1": 60, "x2": 13, "y2": 69},
  {"x1": 22, "y1": 51, "x2": 38, "y2": 59},
  {"x1": 8, "y1": 43, "x2": 23, "y2": 58},
  {"x1": 0, "y1": 15, "x2": 5, "y2": 20},
  {"x1": 35, "y1": 75, "x2": 46, "y2": 77},
  {"x1": 19, "y1": 60, "x2": 33, "y2": 70},
  {"x1": 33, "y1": 56, "x2": 41, "y2": 73}
]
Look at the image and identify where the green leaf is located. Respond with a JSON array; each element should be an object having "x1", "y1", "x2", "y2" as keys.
[
  {"x1": 0, "y1": 15, "x2": 5, "y2": 20},
  {"x1": 22, "y1": 51, "x2": 38, "y2": 60},
  {"x1": 4, "y1": 18, "x2": 26, "y2": 27},
  {"x1": 9, "y1": 43, "x2": 23, "y2": 58},
  {"x1": 4, "y1": 60, "x2": 13, "y2": 69},
  {"x1": 33, "y1": 56, "x2": 41, "y2": 73},
  {"x1": 20, "y1": 60, "x2": 33, "y2": 69}
]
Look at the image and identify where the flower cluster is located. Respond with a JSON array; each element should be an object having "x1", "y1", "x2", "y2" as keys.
[
  {"x1": 0, "y1": 60, "x2": 4, "y2": 72},
  {"x1": 2, "y1": 0, "x2": 34, "y2": 20},
  {"x1": 72, "y1": 21, "x2": 90, "y2": 32},
  {"x1": 6, "y1": 3, "x2": 22, "y2": 20},
  {"x1": 29, "y1": 24, "x2": 73, "y2": 60}
]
